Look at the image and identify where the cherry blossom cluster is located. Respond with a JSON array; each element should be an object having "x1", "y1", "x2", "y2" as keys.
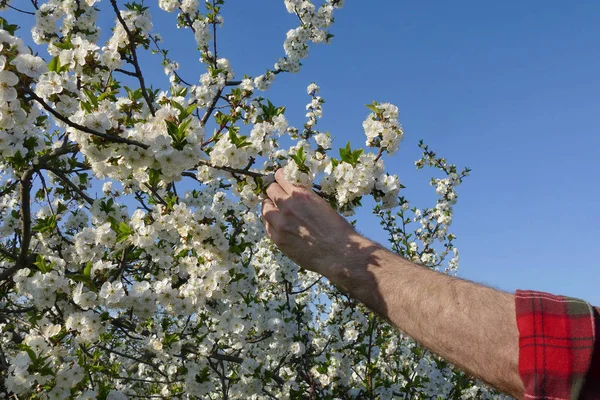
[
  {"x1": 363, "y1": 101, "x2": 404, "y2": 156},
  {"x1": 0, "y1": 1, "x2": 498, "y2": 399}
]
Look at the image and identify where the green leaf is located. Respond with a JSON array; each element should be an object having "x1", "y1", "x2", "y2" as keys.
[
  {"x1": 116, "y1": 222, "x2": 132, "y2": 243},
  {"x1": 99, "y1": 198, "x2": 115, "y2": 213},
  {"x1": 47, "y1": 56, "x2": 60, "y2": 73},
  {"x1": 196, "y1": 366, "x2": 210, "y2": 383},
  {"x1": 119, "y1": 222, "x2": 131, "y2": 234},
  {"x1": 339, "y1": 142, "x2": 362, "y2": 167},
  {"x1": 81, "y1": 263, "x2": 92, "y2": 281},
  {"x1": 56, "y1": 202, "x2": 67, "y2": 214},
  {"x1": 148, "y1": 168, "x2": 161, "y2": 188},
  {"x1": 339, "y1": 141, "x2": 351, "y2": 163},
  {"x1": 23, "y1": 347, "x2": 38, "y2": 363},
  {"x1": 97, "y1": 89, "x2": 118, "y2": 103},
  {"x1": 171, "y1": 100, "x2": 185, "y2": 116},
  {"x1": 290, "y1": 147, "x2": 309, "y2": 173},
  {"x1": 214, "y1": 112, "x2": 228, "y2": 126},
  {"x1": 185, "y1": 103, "x2": 197, "y2": 118},
  {"x1": 228, "y1": 128, "x2": 237, "y2": 144},
  {"x1": 178, "y1": 118, "x2": 192, "y2": 136},
  {"x1": 32, "y1": 215, "x2": 57, "y2": 235},
  {"x1": 0, "y1": 17, "x2": 19, "y2": 35},
  {"x1": 53, "y1": 40, "x2": 74, "y2": 50},
  {"x1": 165, "y1": 120, "x2": 179, "y2": 138},
  {"x1": 165, "y1": 195, "x2": 178, "y2": 211},
  {"x1": 164, "y1": 332, "x2": 180, "y2": 346},
  {"x1": 80, "y1": 101, "x2": 93, "y2": 113},
  {"x1": 351, "y1": 148, "x2": 364, "y2": 165},
  {"x1": 296, "y1": 147, "x2": 306, "y2": 163},
  {"x1": 366, "y1": 101, "x2": 380, "y2": 114}
]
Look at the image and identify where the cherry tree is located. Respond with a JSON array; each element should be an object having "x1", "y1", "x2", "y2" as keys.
[{"x1": 0, "y1": 0, "x2": 503, "y2": 398}]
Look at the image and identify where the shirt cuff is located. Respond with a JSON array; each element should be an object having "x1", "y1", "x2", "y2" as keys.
[{"x1": 515, "y1": 290, "x2": 598, "y2": 399}]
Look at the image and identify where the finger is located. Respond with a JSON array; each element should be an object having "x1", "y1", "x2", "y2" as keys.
[
  {"x1": 262, "y1": 199, "x2": 282, "y2": 242},
  {"x1": 263, "y1": 219, "x2": 279, "y2": 243},
  {"x1": 265, "y1": 182, "x2": 290, "y2": 209},
  {"x1": 261, "y1": 198, "x2": 284, "y2": 227}
]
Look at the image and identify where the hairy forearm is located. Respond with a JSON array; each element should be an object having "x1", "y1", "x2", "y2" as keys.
[{"x1": 327, "y1": 235, "x2": 525, "y2": 398}]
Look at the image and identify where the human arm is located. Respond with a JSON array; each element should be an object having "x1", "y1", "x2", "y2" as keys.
[{"x1": 261, "y1": 169, "x2": 525, "y2": 398}]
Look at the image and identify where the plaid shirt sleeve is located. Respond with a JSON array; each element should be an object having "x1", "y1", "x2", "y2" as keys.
[{"x1": 515, "y1": 290, "x2": 600, "y2": 399}]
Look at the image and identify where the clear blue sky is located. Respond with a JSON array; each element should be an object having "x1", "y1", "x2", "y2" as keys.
[{"x1": 5, "y1": 1, "x2": 600, "y2": 303}]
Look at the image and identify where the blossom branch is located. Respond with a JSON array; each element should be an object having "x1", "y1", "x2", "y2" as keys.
[{"x1": 23, "y1": 88, "x2": 149, "y2": 149}]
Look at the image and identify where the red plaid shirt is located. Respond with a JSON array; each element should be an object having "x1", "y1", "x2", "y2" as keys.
[{"x1": 515, "y1": 290, "x2": 600, "y2": 399}]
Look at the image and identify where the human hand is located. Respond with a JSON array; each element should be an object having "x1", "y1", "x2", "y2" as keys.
[{"x1": 261, "y1": 169, "x2": 368, "y2": 279}]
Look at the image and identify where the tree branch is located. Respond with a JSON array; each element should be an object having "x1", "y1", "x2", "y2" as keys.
[{"x1": 17, "y1": 169, "x2": 34, "y2": 269}]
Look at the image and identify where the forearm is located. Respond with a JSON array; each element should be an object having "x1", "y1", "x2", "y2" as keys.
[
  {"x1": 261, "y1": 172, "x2": 525, "y2": 396},
  {"x1": 327, "y1": 235, "x2": 525, "y2": 398}
]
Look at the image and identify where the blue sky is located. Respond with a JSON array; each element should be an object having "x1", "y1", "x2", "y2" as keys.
[{"x1": 5, "y1": 1, "x2": 599, "y2": 303}]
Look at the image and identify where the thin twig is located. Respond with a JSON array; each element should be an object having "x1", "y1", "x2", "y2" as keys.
[
  {"x1": 195, "y1": 159, "x2": 264, "y2": 179},
  {"x1": 211, "y1": 0, "x2": 218, "y2": 68},
  {"x1": 0, "y1": 246, "x2": 17, "y2": 261},
  {"x1": 114, "y1": 68, "x2": 137, "y2": 77},
  {"x1": 110, "y1": 247, "x2": 130, "y2": 283},
  {"x1": 200, "y1": 86, "x2": 224, "y2": 126},
  {"x1": 0, "y1": 180, "x2": 18, "y2": 197},
  {"x1": 46, "y1": 167, "x2": 94, "y2": 205},
  {"x1": 94, "y1": 344, "x2": 168, "y2": 377},
  {"x1": 149, "y1": 35, "x2": 193, "y2": 86},
  {"x1": 6, "y1": 4, "x2": 35, "y2": 14},
  {"x1": 109, "y1": 0, "x2": 156, "y2": 116},
  {"x1": 290, "y1": 277, "x2": 323, "y2": 294}
]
